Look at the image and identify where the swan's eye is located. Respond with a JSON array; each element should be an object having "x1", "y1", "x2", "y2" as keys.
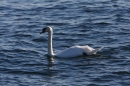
[{"x1": 40, "y1": 28, "x2": 47, "y2": 34}]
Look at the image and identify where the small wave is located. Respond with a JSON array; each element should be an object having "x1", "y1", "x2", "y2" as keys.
[
  {"x1": 44, "y1": 22, "x2": 68, "y2": 26},
  {"x1": 112, "y1": 71, "x2": 130, "y2": 75},
  {"x1": 1, "y1": 67, "x2": 58, "y2": 76},
  {"x1": 94, "y1": 22, "x2": 112, "y2": 26}
]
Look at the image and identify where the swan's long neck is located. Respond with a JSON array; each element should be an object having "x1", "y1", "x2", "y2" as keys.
[{"x1": 48, "y1": 29, "x2": 54, "y2": 56}]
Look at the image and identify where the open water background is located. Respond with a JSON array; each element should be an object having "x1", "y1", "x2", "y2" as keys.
[{"x1": 0, "y1": 0, "x2": 130, "y2": 86}]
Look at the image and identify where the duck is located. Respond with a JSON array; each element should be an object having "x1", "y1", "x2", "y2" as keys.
[{"x1": 40, "y1": 26, "x2": 103, "y2": 58}]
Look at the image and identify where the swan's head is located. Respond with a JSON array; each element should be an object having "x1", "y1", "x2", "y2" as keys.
[{"x1": 40, "y1": 26, "x2": 52, "y2": 34}]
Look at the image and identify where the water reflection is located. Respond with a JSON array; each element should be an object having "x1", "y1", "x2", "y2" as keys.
[{"x1": 47, "y1": 55, "x2": 54, "y2": 69}]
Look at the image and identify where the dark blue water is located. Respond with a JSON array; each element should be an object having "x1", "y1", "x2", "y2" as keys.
[{"x1": 0, "y1": 0, "x2": 130, "y2": 86}]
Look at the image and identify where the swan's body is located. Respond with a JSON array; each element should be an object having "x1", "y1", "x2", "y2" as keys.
[
  {"x1": 40, "y1": 26, "x2": 103, "y2": 58},
  {"x1": 56, "y1": 45, "x2": 103, "y2": 58}
]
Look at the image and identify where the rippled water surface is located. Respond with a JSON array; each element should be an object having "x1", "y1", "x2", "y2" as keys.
[{"x1": 0, "y1": 0, "x2": 130, "y2": 86}]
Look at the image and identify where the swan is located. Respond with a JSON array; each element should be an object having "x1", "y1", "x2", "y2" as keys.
[{"x1": 40, "y1": 26, "x2": 103, "y2": 58}]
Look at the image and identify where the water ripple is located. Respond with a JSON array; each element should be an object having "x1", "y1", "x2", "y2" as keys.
[{"x1": 0, "y1": 0, "x2": 130, "y2": 86}]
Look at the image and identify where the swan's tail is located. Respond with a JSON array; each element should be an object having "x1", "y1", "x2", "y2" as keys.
[{"x1": 89, "y1": 46, "x2": 104, "y2": 55}]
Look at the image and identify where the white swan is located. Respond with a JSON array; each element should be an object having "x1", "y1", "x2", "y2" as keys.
[{"x1": 40, "y1": 26, "x2": 103, "y2": 58}]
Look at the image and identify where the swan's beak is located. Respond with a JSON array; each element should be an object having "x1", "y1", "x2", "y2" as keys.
[
  {"x1": 40, "y1": 31, "x2": 44, "y2": 34},
  {"x1": 40, "y1": 28, "x2": 47, "y2": 34}
]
